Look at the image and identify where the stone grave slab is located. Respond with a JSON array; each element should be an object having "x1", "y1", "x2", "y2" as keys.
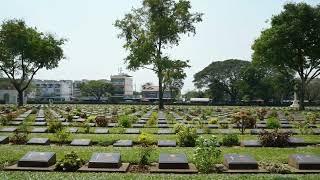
[
  {"x1": 137, "y1": 120, "x2": 146, "y2": 124},
  {"x1": 31, "y1": 127, "x2": 48, "y2": 133},
  {"x1": 33, "y1": 122, "x2": 47, "y2": 126},
  {"x1": 256, "y1": 124, "x2": 267, "y2": 129},
  {"x1": 78, "y1": 153, "x2": 129, "y2": 172},
  {"x1": 108, "y1": 123, "x2": 118, "y2": 127},
  {"x1": 62, "y1": 122, "x2": 70, "y2": 126},
  {"x1": 158, "y1": 140, "x2": 176, "y2": 147},
  {"x1": 125, "y1": 128, "x2": 140, "y2": 134},
  {"x1": 94, "y1": 128, "x2": 109, "y2": 134},
  {"x1": 313, "y1": 129, "x2": 320, "y2": 135},
  {"x1": 157, "y1": 124, "x2": 169, "y2": 128},
  {"x1": 68, "y1": 128, "x2": 78, "y2": 133},
  {"x1": 158, "y1": 153, "x2": 189, "y2": 169},
  {"x1": 157, "y1": 129, "x2": 174, "y2": 134},
  {"x1": 0, "y1": 136, "x2": 9, "y2": 144},
  {"x1": 113, "y1": 140, "x2": 133, "y2": 147},
  {"x1": 0, "y1": 127, "x2": 17, "y2": 132},
  {"x1": 196, "y1": 129, "x2": 205, "y2": 134},
  {"x1": 158, "y1": 120, "x2": 168, "y2": 125},
  {"x1": 240, "y1": 140, "x2": 262, "y2": 147},
  {"x1": 27, "y1": 138, "x2": 50, "y2": 145},
  {"x1": 8, "y1": 121, "x2": 22, "y2": 125},
  {"x1": 280, "y1": 124, "x2": 293, "y2": 128},
  {"x1": 207, "y1": 124, "x2": 219, "y2": 129},
  {"x1": 70, "y1": 139, "x2": 92, "y2": 146},
  {"x1": 132, "y1": 124, "x2": 144, "y2": 128},
  {"x1": 35, "y1": 118, "x2": 46, "y2": 122},
  {"x1": 223, "y1": 154, "x2": 258, "y2": 170},
  {"x1": 14, "y1": 117, "x2": 25, "y2": 121},
  {"x1": 288, "y1": 154, "x2": 320, "y2": 170},
  {"x1": 250, "y1": 129, "x2": 263, "y2": 135},
  {"x1": 5, "y1": 152, "x2": 56, "y2": 171},
  {"x1": 288, "y1": 137, "x2": 305, "y2": 146}
]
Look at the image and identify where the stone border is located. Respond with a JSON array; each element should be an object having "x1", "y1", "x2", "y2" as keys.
[
  {"x1": 216, "y1": 164, "x2": 269, "y2": 173},
  {"x1": 149, "y1": 163, "x2": 198, "y2": 174},
  {"x1": 4, "y1": 164, "x2": 56, "y2": 172},
  {"x1": 78, "y1": 163, "x2": 129, "y2": 173}
]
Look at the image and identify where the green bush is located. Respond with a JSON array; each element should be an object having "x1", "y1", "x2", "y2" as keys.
[
  {"x1": 193, "y1": 136, "x2": 221, "y2": 173},
  {"x1": 305, "y1": 112, "x2": 317, "y2": 124},
  {"x1": 56, "y1": 151, "x2": 85, "y2": 172},
  {"x1": 260, "y1": 162, "x2": 291, "y2": 174},
  {"x1": 138, "y1": 132, "x2": 155, "y2": 145},
  {"x1": 208, "y1": 117, "x2": 218, "y2": 124},
  {"x1": 138, "y1": 146, "x2": 154, "y2": 166},
  {"x1": 54, "y1": 129, "x2": 71, "y2": 145},
  {"x1": 266, "y1": 117, "x2": 280, "y2": 129},
  {"x1": 67, "y1": 114, "x2": 73, "y2": 122},
  {"x1": 147, "y1": 112, "x2": 157, "y2": 127},
  {"x1": 177, "y1": 125, "x2": 198, "y2": 147},
  {"x1": 221, "y1": 134, "x2": 239, "y2": 146},
  {"x1": 0, "y1": 116, "x2": 8, "y2": 126},
  {"x1": 173, "y1": 123, "x2": 185, "y2": 133},
  {"x1": 118, "y1": 115, "x2": 132, "y2": 128},
  {"x1": 48, "y1": 121, "x2": 63, "y2": 133}
]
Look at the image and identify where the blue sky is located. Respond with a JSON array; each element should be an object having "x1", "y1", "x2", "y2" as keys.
[{"x1": 0, "y1": 0, "x2": 319, "y2": 92}]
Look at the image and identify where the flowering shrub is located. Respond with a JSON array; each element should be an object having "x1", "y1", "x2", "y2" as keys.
[
  {"x1": 232, "y1": 110, "x2": 256, "y2": 134},
  {"x1": 193, "y1": 136, "x2": 221, "y2": 173},
  {"x1": 56, "y1": 151, "x2": 85, "y2": 172},
  {"x1": 256, "y1": 108, "x2": 267, "y2": 120}
]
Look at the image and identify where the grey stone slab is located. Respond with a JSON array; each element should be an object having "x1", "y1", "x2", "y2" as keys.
[
  {"x1": 68, "y1": 128, "x2": 78, "y2": 133},
  {"x1": 132, "y1": 124, "x2": 144, "y2": 128},
  {"x1": 289, "y1": 154, "x2": 320, "y2": 170},
  {"x1": 70, "y1": 139, "x2": 92, "y2": 146},
  {"x1": 108, "y1": 123, "x2": 118, "y2": 127},
  {"x1": 207, "y1": 124, "x2": 219, "y2": 129},
  {"x1": 14, "y1": 117, "x2": 25, "y2": 121},
  {"x1": 35, "y1": 118, "x2": 46, "y2": 122},
  {"x1": 31, "y1": 127, "x2": 48, "y2": 133},
  {"x1": 288, "y1": 137, "x2": 305, "y2": 146},
  {"x1": 313, "y1": 129, "x2": 320, "y2": 135},
  {"x1": 88, "y1": 153, "x2": 121, "y2": 168},
  {"x1": 125, "y1": 128, "x2": 140, "y2": 134},
  {"x1": 256, "y1": 124, "x2": 267, "y2": 129},
  {"x1": 62, "y1": 122, "x2": 70, "y2": 126},
  {"x1": 27, "y1": 138, "x2": 50, "y2": 145},
  {"x1": 196, "y1": 129, "x2": 205, "y2": 134},
  {"x1": 223, "y1": 154, "x2": 258, "y2": 170},
  {"x1": 158, "y1": 153, "x2": 189, "y2": 169},
  {"x1": 8, "y1": 121, "x2": 22, "y2": 125},
  {"x1": 93, "y1": 128, "x2": 108, "y2": 134},
  {"x1": 250, "y1": 129, "x2": 263, "y2": 135},
  {"x1": 0, "y1": 127, "x2": 17, "y2": 132},
  {"x1": 0, "y1": 136, "x2": 9, "y2": 144},
  {"x1": 33, "y1": 122, "x2": 47, "y2": 126},
  {"x1": 157, "y1": 129, "x2": 174, "y2": 134},
  {"x1": 113, "y1": 140, "x2": 133, "y2": 147},
  {"x1": 18, "y1": 152, "x2": 56, "y2": 167},
  {"x1": 158, "y1": 140, "x2": 176, "y2": 147},
  {"x1": 240, "y1": 140, "x2": 262, "y2": 147},
  {"x1": 157, "y1": 124, "x2": 169, "y2": 128},
  {"x1": 280, "y1": 124, "x2": 293, "y2": 128}
]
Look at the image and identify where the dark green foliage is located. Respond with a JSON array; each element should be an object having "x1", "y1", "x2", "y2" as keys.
[
  {"x1": 56, "y1": 151, "x2": 85, "y2": 172},
  {"x1": 118, "y1": 115, "x2": 131, "y2": 128},
  {"x1": 177, "y1": 125, "x2": 198, "y2": 147},
  {"x1": 266, "y1": 117, "x2": 281, "y2": 129},
  {"x1": 10, "y1": 132, "x2": 28, "y2": 145},
  {"x1": 48, "y1": 121, "x2": 63, "y2": 133},
  {"x1": 221, "y1": 134, "x2": 239, "y2": 146}
]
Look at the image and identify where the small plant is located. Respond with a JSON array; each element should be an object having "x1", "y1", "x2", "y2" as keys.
[
  {"x1": 295, "y1": 121, "x2": 311, "y2": 135},
  {"x1": 0, "y1": 116, "x2": 8, "y2": 125},
  {"x1": 193, "y1": 136, "x2": 221, "y2": 173},
  {"x1": 48, "y1": 121, "x2": 63, "y2": 133},
  {"x1": 147, "y1": 112, "x2": 157, "y2": 127},
  {"x1": 256, "y1": 108, "x2": 267, "y2": 120},
  {"x1": 266, "y1": 117, "x2": 280, "y2": 129},
  {"x1": 65, "y1": 107, "x2": 71, "y2": 112},
  {"x1": 95, "y1": 116, "x2": 108, "y2": 127},
  {"x1": 208, "y1": 117, "x2": 218, "y2": 124},
  {"x1": 258, "y1": 130, "x2": 291, "y2": 147},
  {"x1": 173, "y1": 123, "x2": 185, "y2": 133},
  {"x1": 67, "y1": 114, "x2": 73, "y2": 122},
  {"x1": 138, "y1": 145, "x2": 154, "y2": 166},
  {"x1": 220, "y1": 123, "x2": 229, "y2": 129},
  {"x1": 305, "y1": 112, "x2": 317, "y2": 124},
  {"x1": 10, "y1": 131, "x2": 28, "y2": 144},
  {"x1": 221, "y1": 134, "x2": 239, "y2": 146},
  {"x1": 232, "y1": 110, "x2": 256, "y2": 134},
  {"x1": 83, "y1": 123, "x2": 90, "y2": 134},
  {"x1": 260, "y1": 162, "x2": 291, "y2": 174},
  {"x1": 31, "y1": 108, "x2": 37, "y2": 114},
  {"x1": 56, "y1": 151, "x2": 85, "y2": 172},
  {"x1": 138, "y1": 132, "x2": 155, "y2": 145},
  {"x1": 54, "y1": 129, "x2": 71, "y2": 145},
  {"x1": 118, "y1": 115, "x2": 132, "y2": 128},
  {"x1": 177, "y1": 125, "x2": 198, "y2": 147},
  {"x1": 268, "y1": 110, "x2": 278, "y2": 118}
]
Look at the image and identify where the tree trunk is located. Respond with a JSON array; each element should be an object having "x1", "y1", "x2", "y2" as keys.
[
  {"x1": 299, "y1": 79, "x2": 305, "y2": 111},
  {"x1": 18, "y1": 90, "x2": 24, "y2": 107},
  {"x1": 158, "y1": 73, "x2": 164, "y2": 110}
]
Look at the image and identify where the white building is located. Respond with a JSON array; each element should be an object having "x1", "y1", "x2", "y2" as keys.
[
  {"x1": 30, "y1": 79, "x2": 73, "y2": 102},
  {"x1": 110, "y1": 73, "x2": 133, "y2": 98}
]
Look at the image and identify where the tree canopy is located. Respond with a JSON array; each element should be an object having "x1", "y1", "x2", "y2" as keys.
[
  {"x1": 193, "y1": 59, "x2": 250, "y2": 102},
  {"x1": 79, "y1": 80, "x2": 114, "y2": 101},
  {"x1": 0, "y1": 19, "x2": 65, "y2": 106},
  {"x1": 115, "y1": 0, "x2": 202, "y2": 109},
  {"x1": 252, "y1": 3, "x2": 320, "y2": 110}
]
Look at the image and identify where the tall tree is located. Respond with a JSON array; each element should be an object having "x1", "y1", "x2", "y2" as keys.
[
  {"x1": 115, "y1": 0, "x2": 202, "y2": 109},
  {"x1": 193, "y1": 59, "x2": 250, "y2": 102},
  {"x1": 79, "y1": 80, "x2": 114, "y2": 101},
  {"x1": 0, "y1": 19, "x2": 65, "y2": 106},
  {"x1": 163, "y1": 60, "x2": 189, "y2": 101},
  {"x1": 252, "y1": 3, "x2": 320, "y2": 110}
]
